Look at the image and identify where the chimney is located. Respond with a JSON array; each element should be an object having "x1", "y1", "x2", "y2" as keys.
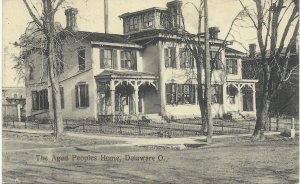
[
  {"x1": 167, "y1": 0, "x2": 183, "y2": 28},
  {"x1": 104, "y1": 0, "x2": 108, "y2": 33},
  {"x1": 65, "y1": 8, "x2": 78, "y2": 31},
  {"x1": 249, "y1": 44, "x2": 256, "y2": 58},
  {"x1": 209, "y1": 27, "x2": 220, "y2": 39}
]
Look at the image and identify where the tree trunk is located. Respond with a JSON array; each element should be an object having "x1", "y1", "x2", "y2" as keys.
[
  {"x1": 204, "y1": 0, "x2": 213, "y2": 143},
  {"x1": 43, "y1": 0, "x2": 63, "y2": 136}
]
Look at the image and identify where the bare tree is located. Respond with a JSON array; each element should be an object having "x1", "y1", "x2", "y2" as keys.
[
  {"x1": 238, "y1": 0, "x2": 299, "y2": 139},
  {"x1": 18, "y1": 0, "x2": 66, "y2": 137},
  {"x1": 167, "y1": 0, "x2": 245, "y2": 143}
]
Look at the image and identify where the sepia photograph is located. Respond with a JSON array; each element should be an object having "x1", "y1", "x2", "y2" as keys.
[{"x1": 2, "y1": 0, "x2": 299, "y2": 183}]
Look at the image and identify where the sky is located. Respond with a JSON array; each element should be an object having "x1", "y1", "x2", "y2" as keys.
[{"x1": 2, "y1": 0, "x2": 293, "y2": 87}]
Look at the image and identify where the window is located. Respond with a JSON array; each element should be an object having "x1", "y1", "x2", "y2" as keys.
[
  {"x1": 78, "y1": 49, "x2": 85, "y2": 71},
  {"x1": 143, "y1": 13, "x2": 153, "y2": 28},
  {"x1": 160, "y1": 13, "x2": 169, "y2": 28},
  {"x1": 60, "y1": 86, "x2": 64, "y2": 109},
  {"x1": 211, "y1": 85, "x2": 223, "y2": 104},
  {"x1": 32, "y1": 89, "x2": 49, "y2": 111},
  {"x1": 180, "y1": 49, "x2": 194, "y2": 69},
  {"x1": 227, "y1": 85, "x2": 237, "y2": 104},
  {"x1": 166, "y1": 83, "x2": 177, "y2": 105},
  {"x1": 166, "y1": 83, "x2": 196, "y2": 105},
  {"x1": 133, "y1": 17, "x2": 138, "y2": 29},
  {"x1": 75, "y1": 83, "x2": 89, "y2": 108},
  {"x1": 210, "y1": 51, "x2": 222, "y2": 70},
  {"x1": 129, "y1": 17, "x2": 138, "y2": 30},
  {"x1": 121, "y1": 50, "x2": 136, "y2": 70},
  {"x1": 29, "y1": 66, "x2": 34, "y2": 80},
  {"x1": 165, "y1": 47, "x2": 176, "y2": 68},
  {"x1": 226, "y1": 59, "x2": 238, "y2": 74},
  {"x1": 57, "y1": 49, "x2": 64, "y2": 74},
  {"x1": 104, "y1": 49, "x2": 112, "y2": 68}
]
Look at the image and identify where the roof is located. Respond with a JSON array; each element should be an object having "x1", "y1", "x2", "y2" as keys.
[
  {"x1": 59, "y1": 31, "x2": 137, "y2": 45},
  {"x1": 225, "y1": 47, "x2": 246, "y2": 58},
  {"x1": 95, "y1": 70, "x2": 158, "y2": 79},
  {"x1": 225, "y1": 47, "x2": 245, "y2": 55},
  {"x1": 119, "y1": 7, "x2": 167, "y2": 18}
]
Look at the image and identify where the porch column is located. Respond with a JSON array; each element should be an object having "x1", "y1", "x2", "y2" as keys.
[
  {"x1": 110, "y1": 80, "x2": 115, "y2": 116},
  {"x1": 237, "y1": 84, "x2": 242, "y2": 112},
  {"x1": 134, "y1": 82, "x2": 139, "y2": 115}
]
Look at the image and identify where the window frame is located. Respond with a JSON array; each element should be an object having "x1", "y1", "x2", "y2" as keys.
[
  {"x1": 143, "y1": 13, "x2": 153, "y2": 28},
  {"x1": 165, "y1": 47, "x2": 176, "y2": 68},
  {"x1": 180, "y1": 49, "x2": 194, "y2": 69},
  {"x1": 78, "y1": 49, "x2": 86, "y2": 71},
  {"x1": 211, "y1": 85, "x2": 223, "y2": 104},
  {"x1": 75, "y1": 83, "x2": 89, "y2": 108},
  {"x1": 120, "y1": 50, "x2": 133, "y2": 70},
  {"x1": 103, "y1": 49, "x2": 113, "y2": 69},
  {"x1": 31, "y1": 89, "x2": 49, "y2": 111},
  {"x1": 210, "y1": 51, "x2": 222, "y2": 70},
  {"x1": 226, "y1": 59, "x2": 238, "y2": 75}
]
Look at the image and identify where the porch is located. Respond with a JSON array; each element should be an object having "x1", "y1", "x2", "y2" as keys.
[
  {"x1": 225, "y1": 79, "x2": 258, "y2": 118},
  {"x1": 95, "y1": 70, "x2": 159, "y2": 118}
]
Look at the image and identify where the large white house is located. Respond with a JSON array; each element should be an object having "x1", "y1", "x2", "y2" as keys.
[{"x1": 25, "y1": 0, "x2": 258, "y2": 121}]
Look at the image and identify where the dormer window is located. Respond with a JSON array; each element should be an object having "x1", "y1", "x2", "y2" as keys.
[{"x1": 143, "y1": 13, "x2": 153, "y2": 28}]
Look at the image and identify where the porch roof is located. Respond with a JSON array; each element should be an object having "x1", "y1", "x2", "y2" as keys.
[{"x1": 94, "y1": 70, "x2": 159, "y2": 80}]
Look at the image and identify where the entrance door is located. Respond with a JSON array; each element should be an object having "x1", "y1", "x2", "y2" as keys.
[{"x1": 121, "y1": 96, "x2": 129, "y2": 114}]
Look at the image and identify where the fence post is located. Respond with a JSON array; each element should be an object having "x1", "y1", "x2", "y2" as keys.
[
  {"x1": 276, "y1": 116, "x2": 279, "y2": 131},
  {"x1": 37, "y1": 120, "x2": 39, "y2": 129},
  {"x1": 248, "y1": 121, "x2": 251, "y2": 132},
  {"x1": 138, "y1": 121, "x2": 141, "y2": 135},
  {"x1": 221, "y1": 122, "x2": 224, "y2": 133},
  {"x1": 119, "y1": 122, "x2": 122, "y2": 134},
  {"x1": 13, "y1": 120, "x2": 15, "y2": 128},
  {"x1": 25, "y1": 119, "x2": 27, "y2": 129},
  {"x1": 291, "y1": 118, "x2": 295, "y2": 139},
  {"x1": 83, "y1": 119, "x2": 86, "y2": 132}
]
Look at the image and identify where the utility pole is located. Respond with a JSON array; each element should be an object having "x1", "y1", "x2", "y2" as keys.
[
  {"x1": 204, "y1": 0, "x2": 213, "y2": 143},
  {"x1": 104, "y1": 0, "x2": 108, "y2": 33}
]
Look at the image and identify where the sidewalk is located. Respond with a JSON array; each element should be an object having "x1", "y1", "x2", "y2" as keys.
[{"x1": 3, "y1": 127, "x2": 285, "y2": 147}]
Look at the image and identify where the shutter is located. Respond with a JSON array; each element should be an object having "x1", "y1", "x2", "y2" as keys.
[
  {"x1": 45, "y1": 90, "x2": 49, "y2": 109},
  {"x1": 85, "y1": 84, "x2": 89, "y2": 107},
  {"x1": 190, "y1": 52, "x2": 195, "y2": 68},
  {"x1": 75, "y1": 85, "x2": 79, "y2": 108},
  {"x1": 132, "y1": 50, "x2": 137, "y2": 70},
  {"x1": 234, "y1": 60, "x2": 238, "y2": 74},
  {"x1": 179, "y1": 48, "x2": 184, "y2": 68},
  {"x1": 60, "y1": 87, "x2": 64, "y2": 109},
  {"x1": 32, "y1": 91, "x2": 36, "y2": 110},
  {"x1": 166, "y1": 84, "x2": 170, "y2": 104},
  {"x1": 226, "y1": 60, "x2": 229, "y2": 73},
  {"x1": 100, "y1": 49, "x2": 105, "y2": 69},
  {"x1": 171, "y1": 47, "x2": 176, "y2": 68},
  {"x1": 190, "y1": 84, "x2": 194, "y2": 104},
  {"x1": 113, "y1": 49, "x2": 118, "y2": 69},
  {"x1": 164, "y1": 48, "x2": 169, "y2": 67},
  {"x1": 219, "y1": 85, "x2": 223, "y2": 104}
]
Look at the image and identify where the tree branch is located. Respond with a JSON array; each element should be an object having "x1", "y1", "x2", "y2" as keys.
[{"x1": 23, "y1": 0, "x2": 43, "y2": 28}]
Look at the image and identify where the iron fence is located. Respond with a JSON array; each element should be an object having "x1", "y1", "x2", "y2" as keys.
[{"x1": 3, "y1": 115, "x2": 298, "y2": 137}]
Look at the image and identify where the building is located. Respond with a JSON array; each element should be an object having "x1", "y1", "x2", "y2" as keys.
[
  {"x1": 2, "y1": 87, "x2": 26, "y2": 121},
  {"x1": 25, "y1": 0, "x2": 258, "y2": 121}
]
